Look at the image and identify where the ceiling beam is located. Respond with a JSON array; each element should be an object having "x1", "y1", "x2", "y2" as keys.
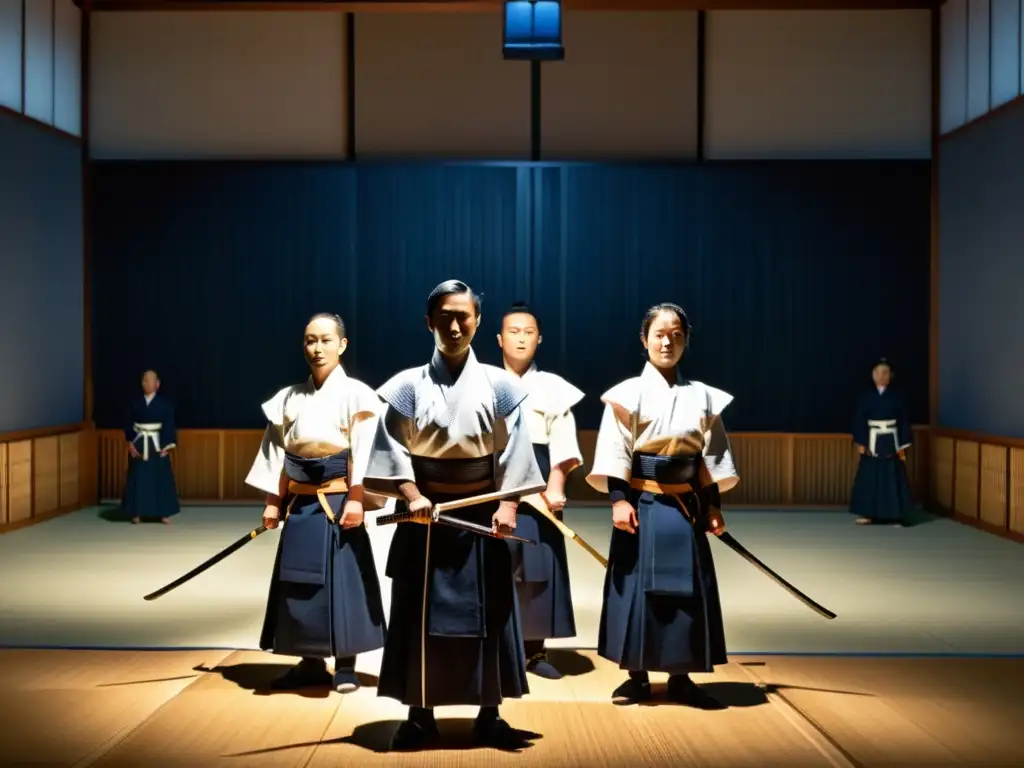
[{"x1": 86, "y1": 1, "x2": 940, "y2": 13}]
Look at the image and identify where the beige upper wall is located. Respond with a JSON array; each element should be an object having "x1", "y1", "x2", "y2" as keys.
[
  {"x1": 89, "y1": 11, "x2": 348, "y2": 159},
  {"x1": 0, "y1": 0, "x2": 81, "y2": 136},
  {"x1": 705, "y1": 9, "x2": 931, "y2": 160},
  {"x1": 84, "y1": 8, "x2": 933, "y2": 160}
]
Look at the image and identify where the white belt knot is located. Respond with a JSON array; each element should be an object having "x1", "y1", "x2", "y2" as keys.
[
  {"x1": 132, "y1": 422, "x2": 163, "y2": 460},
  {"x1": 867, "y1": 419, "x2": 898, "y2": 456}
]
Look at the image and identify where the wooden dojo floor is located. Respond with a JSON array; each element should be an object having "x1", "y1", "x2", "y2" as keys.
[
  {"x1": 1, "y1": 648, "x2": 1022, "y2": 767},
  {"x1": 1, "y1": 506, "x2": 1023, "y2": 766}
]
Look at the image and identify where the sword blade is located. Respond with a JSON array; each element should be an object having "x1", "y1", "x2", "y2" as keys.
[
  {"x1": 433, "y1": 513, "x2": 536, "y2": 544},
  {"x1": 716, "y1": 531, "x2": 837, "y2": 620},
  {"x1": 142, "y1": 525, "x2": 267, "y2": 601},
  {"x1": 522, "y1": 493, "x2": 608, "y2": 568}
]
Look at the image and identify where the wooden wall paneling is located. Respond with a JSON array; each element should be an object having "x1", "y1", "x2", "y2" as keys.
[
  {"x1": 933, "y1": 435, "x2": 955, "y2": 508},
  {"x1": 978, "y1": 443, "x2": 1008, "y2": 527},
  {"x1": 7, "y1": 440, "x2": 33, "y2": 523},
  {"x1": 0, "y1": 442, "x2": 8, "y2": 524},
  {"x1": 726, "y1": 434, "x2": 787, "y2": 505},
  {"x1": 170, "y1": 431, "x2": 220, "y2": 500},
  {"x1": 953, "y1": 439, "x2": 980, "y2": 517},
  {"x1": 94, "y1": 427, "x2": 931, "y2": 507},
  {"x1": 59, "y1": 430, "x2": 80, "y2": 507},
  {"x1": 1010, "y1": 447, "x2": 1024, "y2": 535},
  {"x1": 222, "y1": 431, "x2": 264, "y2": 501},
  {"x1": 791, "y1": 435, "x2": 858, "y2": 505},
  {"x1": 32, "y1": 436, "x2": 61, "y2": 515}
]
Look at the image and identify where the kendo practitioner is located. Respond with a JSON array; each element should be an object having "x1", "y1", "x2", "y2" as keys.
[
  {"x1": 849, "y1": 357, "x2": 913, "y2": 526},
  {"x1": 364, "y1": 280, "x2": 544, "y2": 751},
  {"x1": 121, "y1": 369, "x2": 180, "y2": 524},
  {"x1": 497, "y1": 301, "x2": 585, "y2": 679},
  {"x1": 587, "y1": 303, "x2": 736, "y2": 709},
  {"x1": 245, "y1": 313, "x2": 387, "y2": 693}
]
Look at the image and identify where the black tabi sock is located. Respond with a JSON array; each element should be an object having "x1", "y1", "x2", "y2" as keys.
[
  {"x1": 409, "y1": 706, "x2": 434, "y2": 726},
  {"x1": 629, "y1": 670, "x2": 650, "y2": 684},
  {"x1": 524, "y1": 640, "x2": 545, "y2": 658},
  {"x1": 477, "y1": 706, "x2": 499, "y2": 723},
  {"x1": 334, "y1": 655, "x2": 356, "y2": 673}
]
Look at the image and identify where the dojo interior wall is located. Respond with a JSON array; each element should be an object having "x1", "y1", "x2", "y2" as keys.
[
  {"x1": 0, "y1": 0, "x2": 96, "y2": 530},
  {"x1": 86, "y1": 8, "x2": 932, "y2": 436},
  {"x1": 0, "y1": 0, "x2": 83, "y2": 435},
  {"x1": 937, "y1": 0, "x2": 1024, "y2": 438}
]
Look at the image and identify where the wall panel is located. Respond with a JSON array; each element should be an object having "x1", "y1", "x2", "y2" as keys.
[
  {"x1": 23, "y1": 0, "x2": 54, "y2": 125},
  {"x1": 990, "y1": 0, "x2": 1021, "y2": 109},
  {"x1": 966, "y1": 0, "x2": 992, "y2": 122},
  {"x1": 938, "y1": 99, "x2": 1024, "y2": 436},
  {"x1": 354, "y1": 13, "x2": 530, "y2": 159},
  {"x1": 540, "y1": 12, "x2": 698, "y2": 160},
  {"x1": 89, "y1": 11, "x2": 347, "y2": 158},
  {"x1": 53, "y1": 0, "x2": 80, "y2": 137},
  {"x1": 0, "y1": 110, "x2": 84, "y2": 433},
  {"x1": 941, "y1": 0, "x2": 968, "y2": 134},
  {"x1": 705, "y1": 9, "x2": 931, "y2": 159},
  {"x1": 0, "y1": 0, "x2": 21, "y2": 112},
  {"x1": 0, "y1": 424, "x2": 97, "y2": 532}
]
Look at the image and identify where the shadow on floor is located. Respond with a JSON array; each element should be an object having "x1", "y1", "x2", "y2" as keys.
[
  {"x1": 224, "y1": 718, "x2": 543, "y2": 756},
  {"x1": 547, "y1": 648, "x2": 597, "y2": 676},
  {"x1": 192, "y1": 661, "x2": 379, "y2": 698}
]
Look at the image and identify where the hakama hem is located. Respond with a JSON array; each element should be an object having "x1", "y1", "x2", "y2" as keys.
[
  {"x1": 849, "y1": 454, "x2": 912, "y2": 524},
  {"x1": 120, "y1": 455, "x2": 180, "y2": 520}
]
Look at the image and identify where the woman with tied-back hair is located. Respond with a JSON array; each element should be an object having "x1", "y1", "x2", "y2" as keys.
[
  {"x1": 587, "y1": 303, "x2": 738, "y2": 710},
  {"x1": 244, "y1": 312, "x2": 387, "y2": 694}
]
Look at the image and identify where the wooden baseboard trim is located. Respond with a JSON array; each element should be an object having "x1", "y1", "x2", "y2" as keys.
[
  {"x1": 0, "y1": 504, "x2": 82, "y2": 534},
  {"x1": 930, "y1": 503, "x2": 1024, "y2": 545}
]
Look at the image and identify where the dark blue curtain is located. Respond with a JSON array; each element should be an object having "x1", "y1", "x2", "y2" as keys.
[{"x1": 91, "y1": 160, "x2": 929, "y2": 432}]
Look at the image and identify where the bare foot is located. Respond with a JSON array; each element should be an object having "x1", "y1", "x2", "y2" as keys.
[
  {"x1": 161, "y1": 517, "x2": 171, "y2": 525},
  {"x1": 132, "y1": 517, "x2": 140, "y2": 524}
]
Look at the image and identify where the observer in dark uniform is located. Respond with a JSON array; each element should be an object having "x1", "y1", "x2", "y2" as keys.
[
  {"x1": 121, "y1": 369, "x2": 180, "y2": 524},
  {"x1": 849, "y1": 358, "x2": 913, "y2": 526}
]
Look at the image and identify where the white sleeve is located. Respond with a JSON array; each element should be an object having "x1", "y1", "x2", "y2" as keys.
[{"x1": 585, "y1": 403, "x2": 634, "y2": 495}]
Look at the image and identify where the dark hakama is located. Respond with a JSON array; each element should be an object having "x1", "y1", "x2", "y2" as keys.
[
  {"x1": 849, "y1": 389, "x2": 913, "y2": 524},
  {"x1": 599, "y1": 453, "x2": 727, "y2": 674},
  {"x1": 121, "y1": 395, "x2": 180, "y2": 520},
  {"x1": 260, "y1": 452, "x2": 386, "y2": 659},
  {"x1": 378, "y1": 456, "x2": 529, "y2": 708},
  {"x1": 510, "y1": 444, "x2": 577, "y2": 641}
]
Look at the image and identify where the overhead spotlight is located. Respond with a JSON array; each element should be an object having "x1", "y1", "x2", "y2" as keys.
[{"x1": 503, "y1": 1, "x2": 564, "y2": 62}]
